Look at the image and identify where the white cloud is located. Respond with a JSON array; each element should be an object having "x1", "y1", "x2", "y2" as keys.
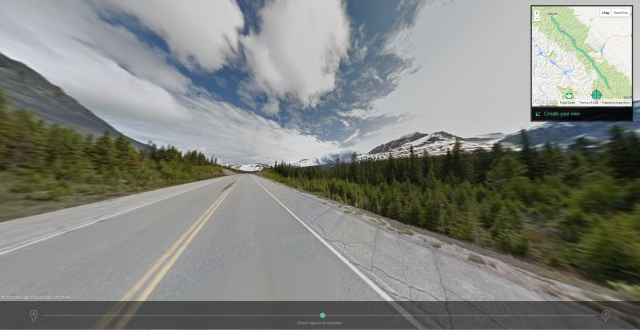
[
  {"x1": 262, "y1": 97, "x2": 280, "y2": 116},
  {"x1": 0, "y1": 0, "x2": 343, "y2": 164},
  {"x1": 341, "y1": 119, "x2": 350, "y2": 127},
  {"x1": 344, "y1": 129, "x2": 360, "y2": 143},
  {"x1": 241, "y1": 0, "x2": 351, "y2": 112},
  {"x1": 101, "y1": 0, "x2": 245, "y2": 72},
  {"x1": 335, "y1": 109, "x2": 377, "y2": 119},
  {"x1": 0, "y1": 0, "x2": 191, "y2": 124},
  {"x1": 352, "y1": 0, "x2": 543, "y2": 153},
  {"x1": 112, "y1": 95, "x2": 344, "y2": 164}
]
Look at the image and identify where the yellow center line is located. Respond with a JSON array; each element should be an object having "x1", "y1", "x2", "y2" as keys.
[
  {"x1": 113, "y1": 176, "x2": 242, "y2": 329},
  {"x1": 94, "y1": 176, "x2": 242, "y2": 329}
]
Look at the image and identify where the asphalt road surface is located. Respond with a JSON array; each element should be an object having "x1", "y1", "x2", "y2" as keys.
[
  {"x1": 0, "y1": 175, "x2": 383, "y2": 301},
  {"x1": 0, "y1": 174, "x2": 631, "y2": 329}
]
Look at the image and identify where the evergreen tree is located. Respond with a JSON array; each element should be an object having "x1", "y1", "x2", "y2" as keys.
[
  {"x1": 408, "y1": 145, "x2": 420, "y2": 184},
  {"x1": 518, "y1": 129, "x2": 541, "y2": 180},
  {"x1": 450, "y1": 138, "x2": 468, "y2": 182},
  {"x1": 606, "y1": 125, "x2": 636, "y2": 179},
  {"x1": 3, "y1": 111, "x2": 47, "y2": 170},
  {"x1": 93, "y1": 131, "x2": 118, "y2": 174}
]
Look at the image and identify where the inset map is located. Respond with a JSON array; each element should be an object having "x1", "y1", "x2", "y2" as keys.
[{"x1": 532, "y1": 6, "x2": 632, "y2": 107}]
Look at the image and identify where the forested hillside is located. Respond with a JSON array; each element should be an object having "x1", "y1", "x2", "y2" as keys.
[
  {"x1": 263, "y1": 127, "x2": 640, "y2": 287},
  {"x1": 0, "y1": 89, "x2": 224, "y2": 221}
]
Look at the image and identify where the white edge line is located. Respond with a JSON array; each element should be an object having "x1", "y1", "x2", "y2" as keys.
[
  {"x1": 0, "y1": 176, "x2": 232, "y2": 257},
  {"x1": 250, "y1": 175, "x2": 424, "y2": 329}
]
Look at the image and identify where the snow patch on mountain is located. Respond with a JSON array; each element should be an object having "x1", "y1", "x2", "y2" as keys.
[
  {"x1": 291, "y1": 157, "x2": 323, "y2": 167},
  {"x1": 358, "y1": 131, "x2": 501, "y2": 161},
  {"x1": 223, "y1": 163, "x2": 268, "y2": 172}
]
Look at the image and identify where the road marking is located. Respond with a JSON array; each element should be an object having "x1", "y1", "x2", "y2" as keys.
[
  {"x1": 250, "y1": 176, "x2": 422, "y2": 328},
  {"x1": 0, "y1": 177, "x2": 230, "y2": 257},
  {"x1": 109, "y1": 176, "x2": 242, "y2": 329},
  {"x1": 93, "y1": 178, "x2": 235, "y2": 328}
]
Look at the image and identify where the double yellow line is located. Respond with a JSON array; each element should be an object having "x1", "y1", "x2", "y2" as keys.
[{"x1": 95, "y1": 177, "x2": 242, "y2": 329}]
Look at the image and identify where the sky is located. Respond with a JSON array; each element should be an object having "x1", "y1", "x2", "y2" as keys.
[{"x1": 0, "y1": 0, "x2": 637, "y2": 165}]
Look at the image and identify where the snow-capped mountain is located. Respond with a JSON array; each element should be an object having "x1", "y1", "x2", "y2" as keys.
[
  {"x1": 357, "y1": 131, "x2": 502, "y2": 161},
  {"x1": 223, "y1": 163, "x2": 268, "y2": 172},
  {"x1": 289, "y1": 152, "x2": 350, "y2": 167},
  {"x1": 291, "y1": 157, "x2": 323, "y2": 167}
]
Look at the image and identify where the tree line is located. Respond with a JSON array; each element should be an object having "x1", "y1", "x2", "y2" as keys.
[
  {"x1": 0, "y1": 89, "x2": 224, "y2": 205},
  {"x1": 263, "y1": 126, "x2": 640, "y2": 285}
]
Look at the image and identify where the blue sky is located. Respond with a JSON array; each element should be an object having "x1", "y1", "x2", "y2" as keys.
[{"x1": 0, "y1": 0, "x2": 637, "y2": 164}]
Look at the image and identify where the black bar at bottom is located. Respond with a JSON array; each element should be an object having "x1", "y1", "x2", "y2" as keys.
[
  {"x1": 531, "y1": 106, "x2": 633, "y2": 122},
  {"x1": 1, "y1": 301, "x2": 638, "y2": 329}
]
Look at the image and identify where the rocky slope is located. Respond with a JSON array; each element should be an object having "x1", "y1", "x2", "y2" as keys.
[{"x1": 0, "y1": 52, "x2": 144, "y2": 148}]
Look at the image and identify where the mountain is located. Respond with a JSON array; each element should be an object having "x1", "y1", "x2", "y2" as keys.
[
  {"x1": 289, "y1": 152, "x2": 351, "y2": 167},
  {"x1": 223, "y1": 163, "x2": 269, "y2": 172},
  {"x1": 291, "y1": 157, "x2": 323, "y2": 167},
  {"x1": 358, "y1": 131, "x2": 502, "y2": 161},
  {"x1": 500, "y1": 101, "x2": 640, "y2": 146},
  {"x1": 0, "y1": 52, "x2": 144, "y2": 149}
]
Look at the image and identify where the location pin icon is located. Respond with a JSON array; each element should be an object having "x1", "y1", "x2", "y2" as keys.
[
  {"x1": 602, "y1": 310, "x2": 610, "y2": 322},
  {"x1": 30, "y1": 310, "x2": 38, "y2": 322}
]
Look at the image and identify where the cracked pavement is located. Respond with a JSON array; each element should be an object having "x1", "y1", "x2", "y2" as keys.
[
  {"x1": 252, "y1": 176, "x2": 544, "y2": 303},
  {"x1": 0, "y1": 174, "x2": 632, "y2": 329},
  {"x1": 251, "y1": 176, "x2": 632, "y2": 329}
]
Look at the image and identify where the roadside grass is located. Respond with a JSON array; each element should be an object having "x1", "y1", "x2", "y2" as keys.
[
  {"x1": 608, "y1": 282, "x2": 640, "y2": 300},
  {"x1": 260, "y1": 174, "x2": 638, "y2": 303},
  {"x1": 468, "y1": 254, "x2": 485, "y2": 265},
  {"x1": 389, "y1": 221, "x2": 413, "y2": 235},
  {"x1": 0, "y1": 171, "x2": 225, "y2": 222}
]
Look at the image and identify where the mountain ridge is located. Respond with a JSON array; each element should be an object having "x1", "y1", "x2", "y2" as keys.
[
  {"x1": 0, "y1": 52, "x2": 145, "y2": 149},
  {"x1": 288, "y1": 101, "x2": 639, "y2": 167}
]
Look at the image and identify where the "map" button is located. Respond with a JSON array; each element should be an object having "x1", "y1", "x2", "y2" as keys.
[{"x1": 600, "y1": 8, "x2": 611, "y2": 17}]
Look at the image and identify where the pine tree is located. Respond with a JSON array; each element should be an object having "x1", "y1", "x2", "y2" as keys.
[
  {"x1": 606, "y1": 125, "x2": 634, "y2": 179},
  {"x1": 450, "y1": 138, "x2": 467, "y2": 182},
  {"x1": 93, "y1": 131, "x2": 117, "y2": 174},
  {"x1": 421, "y1": 149, "x2": 431, "y2": 178},
  {"x1": 441, "y1": 149, "x2": 452, "y2": 180},
  {"x1": 408, "y1": 145, "x2": 420, "y2": 184},
  {"x1": 486, "y1": 154, "x2": 525, "y2": 186},
  {"x1": 518, "y1": 129, "x2": 541, "y2": 180},
  {"x1": 3, "y1": 111, "x2": 47, "y2": 169}
]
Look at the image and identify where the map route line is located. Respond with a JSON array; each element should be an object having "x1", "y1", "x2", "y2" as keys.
[{"x1": 549, "y1": 15, "x2": 611, "y2": 90}]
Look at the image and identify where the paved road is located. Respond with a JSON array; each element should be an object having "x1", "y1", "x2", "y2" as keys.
[
  {"x1": 0, "y1": 175, "x2": 382, "y2": 301},
  {"x1": 0, "y1": 174, "x2": 630, "y2": 329}
]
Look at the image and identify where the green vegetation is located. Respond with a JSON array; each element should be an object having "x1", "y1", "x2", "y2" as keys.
[
  {"x1": 262, "y1": 127, "x2": 640, "y2": 285},
  {"x1": 0, "y1": 89, "x2": 225, "y2": 221},
  {"x1": 548, "y1": 50, "x2": 556, "y2": 59},
  {"x1": 533, "y1": 7, "x2": 598, "y2": 75},
  {"x1": 592, "y1": 59, "x2": 632, "y2": 99},
  {"x1": 468, "y1": 254, "x2": 485, "y2": 265},
  {"x1": 557, "y1": 85, "x2": 576, "y2": 99}
]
